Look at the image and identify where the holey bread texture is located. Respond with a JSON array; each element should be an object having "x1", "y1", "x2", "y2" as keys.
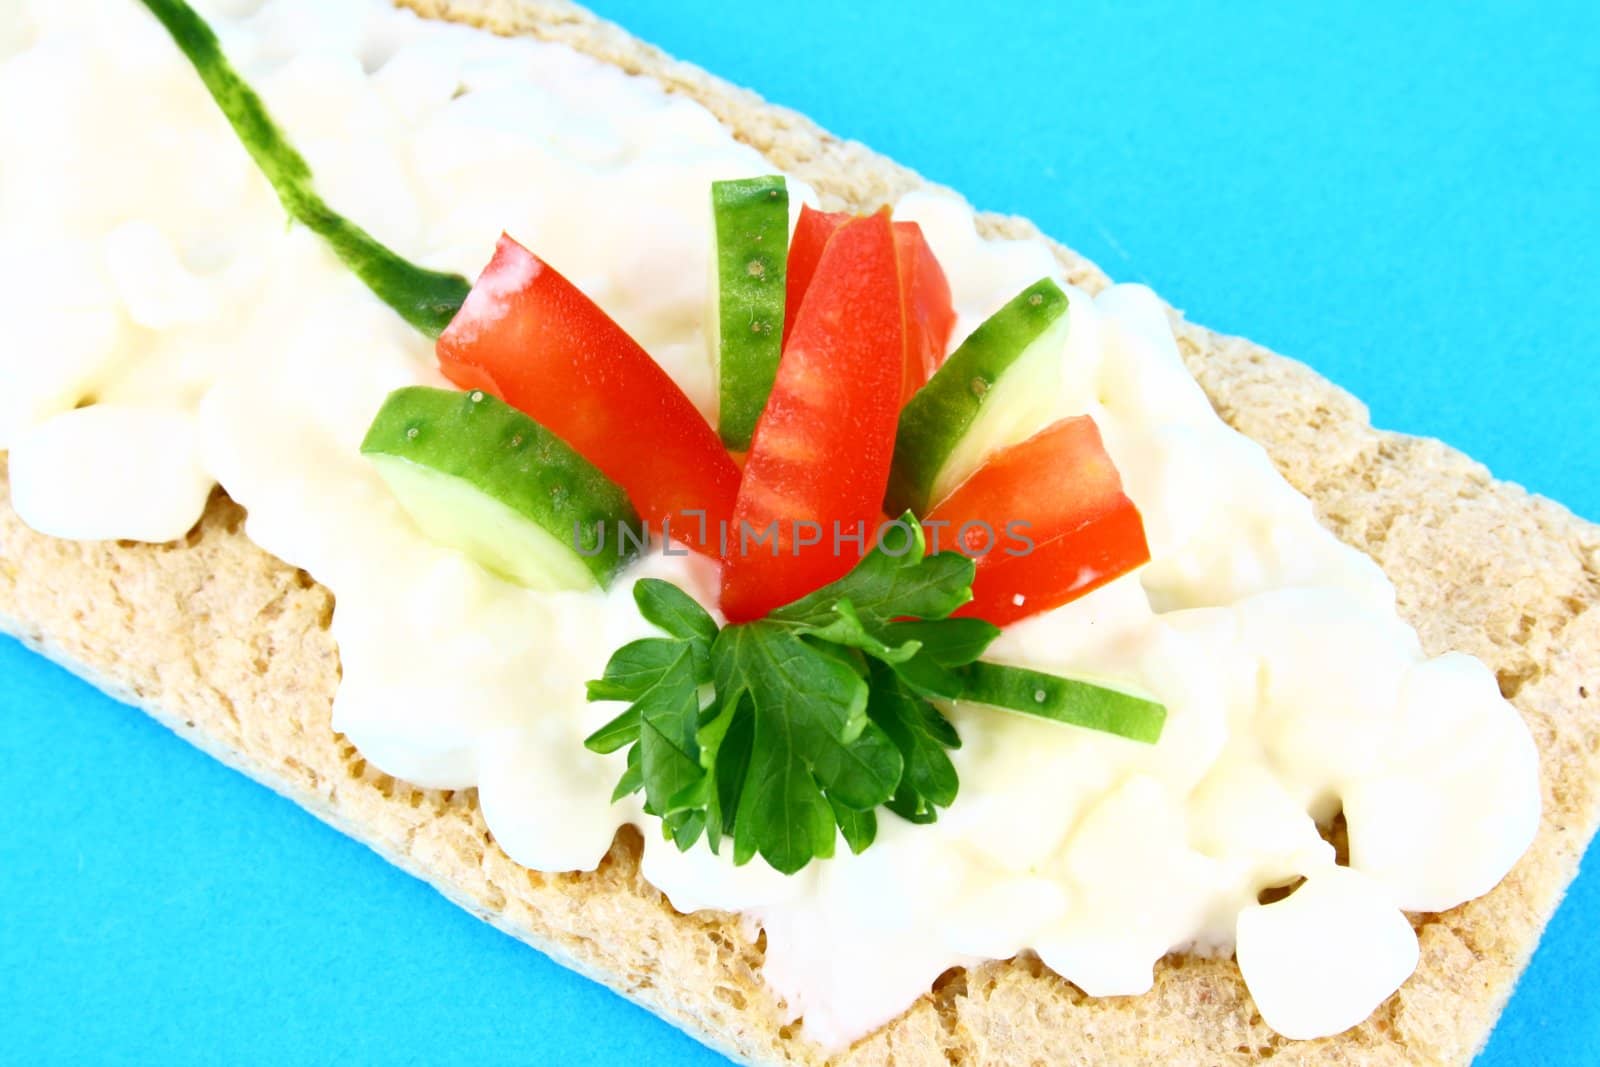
[{"x1": 2, "y1": 1, "x2": 1598, "y2": 1063}]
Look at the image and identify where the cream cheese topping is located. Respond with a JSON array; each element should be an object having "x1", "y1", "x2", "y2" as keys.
[{"x1": 0, "y1": 0, "x2": 1540, "y2": 1048}]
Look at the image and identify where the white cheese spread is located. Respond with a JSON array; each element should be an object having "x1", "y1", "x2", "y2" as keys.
[{"x1": 0, "y1": 0, "x2": 1540, "y2": 1048}]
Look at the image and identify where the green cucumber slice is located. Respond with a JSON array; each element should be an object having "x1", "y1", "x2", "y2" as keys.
[
  {"x1": 139, "y1": 0, "x2": 469, "y2": 337},
  {"x1": 361, "y1": 386, "x2": 641, "y2": 590},
  {"x1": 959, "y1": 661, "x2": 1166, "y2": 744},
  {"x1": 710, "y1": 175, "x2": 789, "y2": 451},
  {"x1": 887, "y1": 278, "x2": 1070, "y2": 515}
]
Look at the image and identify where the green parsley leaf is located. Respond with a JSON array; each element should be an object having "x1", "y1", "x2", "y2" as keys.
[
  {"x1": 782, "y1": 598, "x2": 923, "y2": 665},
  {"x1": 880, "y1": 618, "x2": 1000, "y2": 666},
  {"x1": 611, "y1": 745, "x2": 643, "y2": 803},
  {"x1": 584, "y1": 636, "x2": 685, "y2": 704},
  {"x1": 867, "y1": 662, "x2": 960, "y2": 822},
  {"x1": 770, "y1": 517, "x2": 974, "y2": 628},
  {"x1": 633, "y1": 578, "x2": 718, "y2": 644},
  {"x1": 700, "y1": 693, "x2": 754, "y2": 853},
  {"x1": 703, "y1": 623, "x2": 901, "y2": 871},
  {"x1": 664, "y1": 809, "x2": 706, "y2": 850},
  {"x1": 734, "y1": 728, "x2": 838, "y2": 870},
  {"x1": 714, "y1": 623, "x2": 871, "y2": 746},
  {"x1": 627, "y1": 645, "x2": 704, "y2": 817},
  {"x1": 585, "y1": 705, "x2": 641, "y2": 756},
  {"x1": 830, "y1": 798, "x2": 878, "y2": 855}
]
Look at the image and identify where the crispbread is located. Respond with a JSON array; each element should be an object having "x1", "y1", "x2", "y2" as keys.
[{"x1": 3, "y1": 0, "x2": 1598, "y2": 1062}]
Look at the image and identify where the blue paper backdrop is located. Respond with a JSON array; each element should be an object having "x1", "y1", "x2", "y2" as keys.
[{"x1": 3, "y1": 1, "x2": 1596, "y2": 1063}]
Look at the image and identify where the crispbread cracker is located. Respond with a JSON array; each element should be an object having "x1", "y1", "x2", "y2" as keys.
[{"x1": 3, "y1": 1, "x2": 1598, "y2": 1062}]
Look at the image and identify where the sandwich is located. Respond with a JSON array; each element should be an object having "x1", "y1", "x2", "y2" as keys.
[{"x1": 2, "y1": 1, "x2": 1595, "y2": 1063}]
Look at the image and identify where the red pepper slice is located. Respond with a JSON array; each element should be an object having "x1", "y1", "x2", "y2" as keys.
[
  {"x1": 892, "y1": 220, "x2": 956, "y2": 404},
  {"x1": 923, "y1": 416, "x2": 1150, "y2": 626},
  {"x1": 785, "y1": 206, "x2": 956, "y2": 407},
  {"x1": 782, "y1": 204, "x2": 851, "y2": 343},
  {"x1": 437, "y1": 234, "x2": 740, "y2": 556},
  {"x1": 722, "y1": 210, "x2": 905, "y2": 621}
]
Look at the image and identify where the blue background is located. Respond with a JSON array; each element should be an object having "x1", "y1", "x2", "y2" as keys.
[{"x1": 4, "y1": 1, "x2": 1596, "y2": 1063}]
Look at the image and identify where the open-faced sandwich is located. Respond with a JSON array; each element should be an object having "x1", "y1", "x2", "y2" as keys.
[{"x1": 2, "y1": 1, "x2": 1596, "y2": 1063}]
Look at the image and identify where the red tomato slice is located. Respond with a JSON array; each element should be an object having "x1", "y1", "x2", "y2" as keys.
[
  {"x1": 722, "y1": 210, "x2": 905, "y2": 621},
  {"x1": 782, "y1": 204, "x2": 851, "y2": 343},
  {"x1": 892, "y1": 220, "x2": 956, "y2": 404},
  {"x1": 437, "y1": 234, "x2": 740, "y2": 556},
  {"x1": 784, "y1": 208, "x2": 956, "y2": 407},
  {"x1": 923, "y1": 416, "x2": 1150, "y2": 626}
]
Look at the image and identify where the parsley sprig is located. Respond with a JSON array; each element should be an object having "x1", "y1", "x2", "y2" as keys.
[{"x1": 585, "y1": 522, "x2": 1165, "y2": 873}]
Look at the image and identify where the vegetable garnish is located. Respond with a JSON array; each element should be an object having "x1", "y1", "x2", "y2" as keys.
[
  {"x1": 888, "y1": 277, "x2": 1072, "y2": 516},
  {"x1": 437, "y1": 235, "x2": 743, "y2": 558},
  {"x1": 720, "y1": 210, "x2": 904, "y2": 621},
  {"x1": 360, "y1": 386, "x2": 642, "y2": 590},
  {"x1": 923, "y1": 415, "x2": 1151, "y2": 626},
  {"x1": 140, "y1": 0, "x2": 470, "y2": 336},
  {"x1": 781, "y1": 205, "x2": 956, "y2": 407},
  {"x1": 893, "y1": 220, "x2": 958, "y2": 406},
  {"x1": 781, "y1": 205, "x2": 850, "y2": 343},
  {"x1": 710, "y1": 176, "x2": 790, "y2": 451},
  {"x1": 587, "y1": 522, "x2": 1166, "y2": 874}
]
